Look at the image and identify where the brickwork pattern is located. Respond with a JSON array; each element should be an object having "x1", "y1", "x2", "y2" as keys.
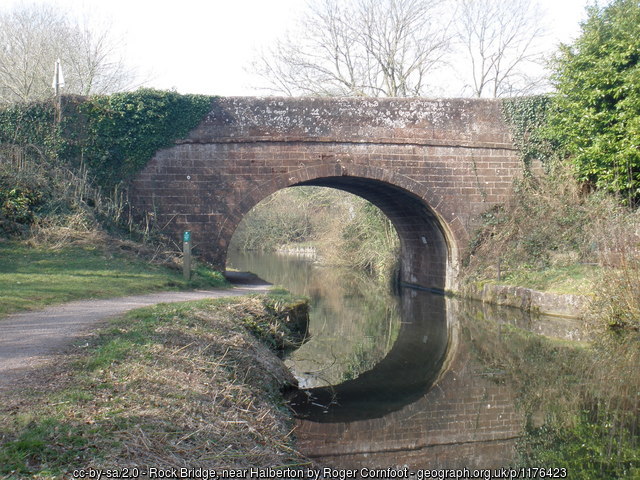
[
  {"x1": 130, "y1": 97, "x2": 521, "y2": 290},
  {"x1": 294, "y1": 344, "x2": 523, "y2": 469}
]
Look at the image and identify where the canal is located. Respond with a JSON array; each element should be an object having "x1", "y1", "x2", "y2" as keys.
[{"x1": 226, "y1": 250, "x2": 622, "y2": 471}]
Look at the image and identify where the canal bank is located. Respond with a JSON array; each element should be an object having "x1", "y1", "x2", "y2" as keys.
[
  {"x1": 459, "y1": 282, "x2": 590, "y2": 319},
  {"x1": 226, "y1": 251, "x2": 579, "y2": 469},
  {"x1": 0, "y1": 290, "x2": 313, "y2": 476},
  {"x1": 228, "y1": 250, "x2": 638, "y2": 476}
]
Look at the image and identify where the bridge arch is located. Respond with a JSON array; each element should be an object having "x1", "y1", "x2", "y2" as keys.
[
  {"x1": 129, "y1": 96, "x2": 521, "y2": 292},
  {"x1": 222, "y1": 164, "x2": 458, "y2": 291}
]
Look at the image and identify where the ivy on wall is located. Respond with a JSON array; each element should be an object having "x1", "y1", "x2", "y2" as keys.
[
  {"x1": 0, "y1": 89, "x2": 213, "y2": 188},
  {"x1": 0, "y1": 101, "x2": 60, "y2": 158},
  {"x1": 78, "y1": 89, "x2": 212, "y2": 187},
  {"x1": 501, "y1": 95, "x2": 552, "y2": 172}
]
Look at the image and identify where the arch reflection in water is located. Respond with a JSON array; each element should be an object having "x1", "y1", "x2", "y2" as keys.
[
  {"x1": 227, "y1": 250, "x2": 451, "y2": 422},
  {"x1": 228, "y1": 250, "x2": 405, "y2": 388},
  {"x1": 287, "y1": 289, "x2": 449, "y2": 423},
  {"x1": 227, "y1": 251, "x2": 523, "y2": 468}
]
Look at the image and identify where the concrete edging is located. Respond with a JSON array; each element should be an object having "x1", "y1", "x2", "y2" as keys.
[{"x1": 461, "y1": 282, "x2": 590, "y2": 318}]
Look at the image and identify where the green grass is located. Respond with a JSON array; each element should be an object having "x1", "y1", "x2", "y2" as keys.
[
  {"x1": 0, "y1": 415, "x2": 99, "y2": 476},
  {"x1": 0, "y1": 241, "x2": 228, "y2": 317},
  {"x1": 521, "y1": 415, "x2": 640, "y2": 479},
  {"x1": 494, "y1": 263, "x2": 599, "y2": 295},
  {"x1": 0, "y1": 296, "x2": 309, "y2": 476}
]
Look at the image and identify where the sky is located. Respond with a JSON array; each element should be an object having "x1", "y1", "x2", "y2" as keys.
[{"x1": 1, "y1": 0, "x2": 595, "y2": 97}]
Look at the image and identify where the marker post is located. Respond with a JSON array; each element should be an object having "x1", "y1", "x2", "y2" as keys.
[{"x1": 183, "y1": 231, "x2": 191, "y2": 281}]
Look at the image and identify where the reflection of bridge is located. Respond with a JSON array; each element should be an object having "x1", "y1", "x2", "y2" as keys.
[
  {"x1": 131, "y1": 97, "x2": 521, "y2": 291},
  {"x1": 286, "y1": 289, "x2": 449, "y2": 422},
  {"x1": 293, "y1": 292, "x2": 523, "y2": 469}
]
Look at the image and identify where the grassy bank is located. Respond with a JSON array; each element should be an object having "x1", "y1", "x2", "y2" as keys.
[
  {"x1": 470, "y1": 263, "x2": 599, "y2": 296},
  {"x1": 0, "y1": 294, "x2": 310, "y2": 477},
  {"x1": 463, "y1": 164, "x2": 640, "y2": 331},
  {"x1": 0, "y1": 241, "x2": 228, "y2": 317},
  {"x1": 1, "y1": 154, "x2": 230, "y2": 319}
]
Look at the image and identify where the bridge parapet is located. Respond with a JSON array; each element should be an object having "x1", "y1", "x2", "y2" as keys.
[
  {"x1": 130, "y1": 96, "x2": 521, "y2": 291},
  {"x1": 182, "y1": 97, "x2": 514, "y2": 150}
]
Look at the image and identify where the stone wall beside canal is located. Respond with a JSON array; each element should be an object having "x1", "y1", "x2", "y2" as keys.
[{"x1": 462, "y1": 283, "x2": 589, "y2": 319}]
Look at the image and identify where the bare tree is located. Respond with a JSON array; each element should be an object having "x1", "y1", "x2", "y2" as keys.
[
  {"x1": 0, "y1": 3, "x2": 136, "y2": 104},
  {"x1": 251, "y1": 0, "x2": 452, "y2": 97},
  {"x1": 61, "y1": 16, "x2": 135, "y2": 96},
  {"x1": 455, "y1": 0, "x2": 547, "y2": 97}
]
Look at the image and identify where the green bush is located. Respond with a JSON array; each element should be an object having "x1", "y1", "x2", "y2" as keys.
[
  {"x1": 522, "y1": 414, "x2": 640, "y2": 479},
  {"x1": 547, "y1": 0, "x2": 640, "y2": 203},
  {"x1": 0, "y1": 168, "x2": 49, "y2": 235},
  {"x1": 0, "y1": 101, "x2": 58, "y2": 155}
]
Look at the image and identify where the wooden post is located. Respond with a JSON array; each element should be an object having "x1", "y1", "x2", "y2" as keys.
[{"x1": 183, "y1": 231, "x2": 191, "y2": 281}]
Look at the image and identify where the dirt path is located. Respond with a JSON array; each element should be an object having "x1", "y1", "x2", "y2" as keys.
[{"x1": 0, "y1": 276, "x2": 269, "y2": 391}]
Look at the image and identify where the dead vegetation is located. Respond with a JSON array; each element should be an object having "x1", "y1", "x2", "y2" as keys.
[
  {"x1": 0, "y1": 295, "x2": 311, "y2": 477},
  {"x1": 465, "y1": 164, "x2": 608, "y2": 277},
  {"x1": 464, "y1": 162, "x2": 640, "y2": 332},
  {"x1": 0, "y1": 153, "x2": 189, "y2": 270}
]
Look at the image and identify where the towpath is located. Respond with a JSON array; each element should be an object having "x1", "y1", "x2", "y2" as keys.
[{"x1": 0, "y1": 273, "x2": 269, "y2": 391}]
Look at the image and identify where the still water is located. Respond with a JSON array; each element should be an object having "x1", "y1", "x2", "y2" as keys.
[
  {"x1": 227, "y1": 250, "x2": 406, "y2": 389},
  {"x1": 227, "y1": 250, "x2": 592, "y2": 469}
]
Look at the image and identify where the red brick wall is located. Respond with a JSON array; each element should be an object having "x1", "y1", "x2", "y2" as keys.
[{"x1": 130, "y1": 97, "x2": 520, "y2": 290}]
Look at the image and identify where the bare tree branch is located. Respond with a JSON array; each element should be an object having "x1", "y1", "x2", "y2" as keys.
[
  {"x1": 0, "y1": 3, "x2": 137, "y2": 104},
  {"x1": 250, "y1": 0, "x2": 453, "y2": 97},
  {"x1": 455, "y1": 0, "x2": 548, "y2": 98}
]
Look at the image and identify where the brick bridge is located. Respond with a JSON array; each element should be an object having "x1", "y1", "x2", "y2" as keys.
[{"x1": 131, "y1": 97, "x2": 521, "y2": 291}]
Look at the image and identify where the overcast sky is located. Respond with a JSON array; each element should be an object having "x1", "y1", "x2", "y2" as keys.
[{"x1": 2, "y1": 0, "x2": 595, "y2": 96}]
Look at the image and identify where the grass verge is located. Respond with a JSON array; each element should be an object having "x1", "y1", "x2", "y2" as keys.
[
  {"x1": 0, "y1": 241, "x2": 228, "y2": 317},
  {"x1": 463, "y1": 164, "x2": 640, "y2": 332},
  {"x1": 480, "y1": 264, "x2": 599, "y2": 295},
  {"x1": 0, "y1": 293, "x2": 310, "y2": 478}
]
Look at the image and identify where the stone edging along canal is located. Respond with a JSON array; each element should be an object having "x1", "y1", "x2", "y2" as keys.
[{"x1": 460, "y1": 282, "x2": 589, "y2": 318}]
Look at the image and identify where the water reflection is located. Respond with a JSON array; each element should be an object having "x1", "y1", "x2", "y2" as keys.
[
  {"x1": 294, "y1": 296, "x2": 524, "y2": 469},
  {"x1": 229, "y1": 252, "x2": 522, "y2": 468},
  {"x1": 227, "y1": 250, "x2": 403, "y2": 388},
  {"x1": 228, "y1": 249, "x2": 640, "y2": 474},
  {"x1": 287, "y1": 289, "x2": 450, "y2": 422},
  {"x1": 228, "y1": 251, "x2": 513, "y2": 466}
]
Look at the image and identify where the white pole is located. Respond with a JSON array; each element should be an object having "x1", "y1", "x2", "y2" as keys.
[{"x1": 52, "y1": 59, "x2": 64, "y2": 123}]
